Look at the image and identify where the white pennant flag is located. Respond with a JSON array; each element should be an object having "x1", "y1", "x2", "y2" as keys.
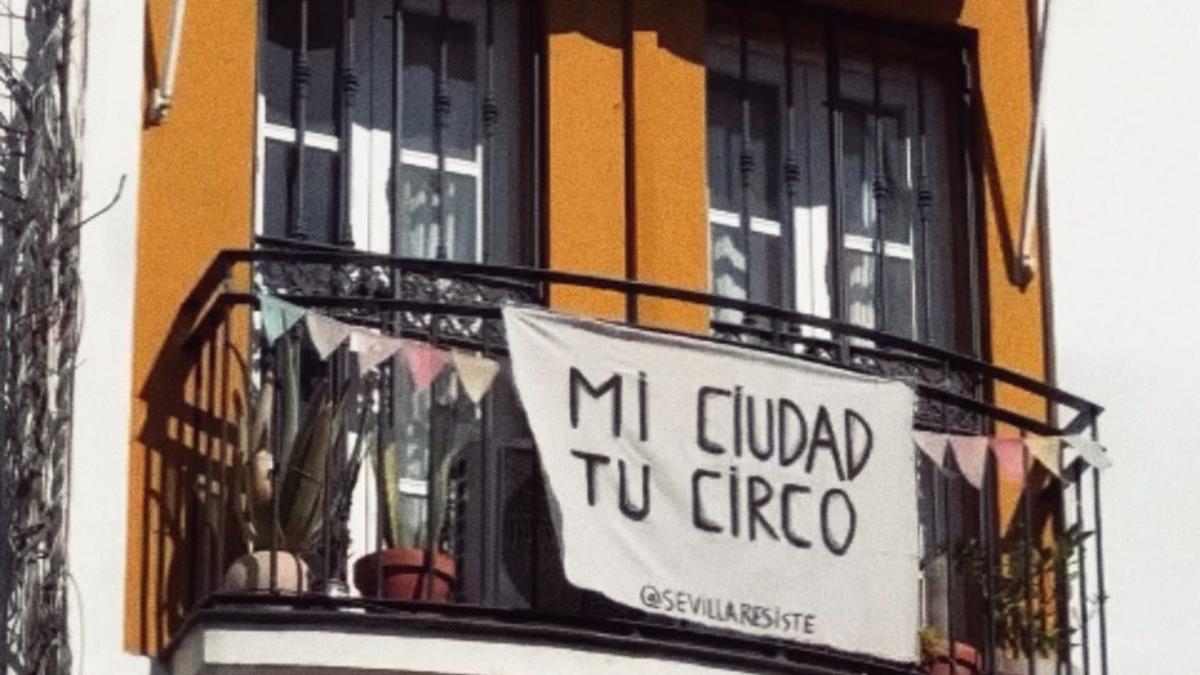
[
  {"x1": 349, "y1": 329, "x2": 407, "y2": 372},
  {"x1": 1025, "y1": 436, "x2": 1063, "y2": 479},
  {"x1": 451, "y1": 350, "x2": 502, "y2": 404},
  {"x1": 912, "y1": 430, "x2": 949, "y2": 467},
  {"x1": 1063, "y1": 435, "x2": 1112, "y2": 471},
  {"x1": 949, "y1": 435, "x2": 990, "y2": 489},
  {"x1": 305, "y1": 312, "x2": 353, "y2": 359}
]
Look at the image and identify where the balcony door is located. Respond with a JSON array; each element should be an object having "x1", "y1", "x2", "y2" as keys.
[
  {"x1": 256, "y1": 0, "x2": 532, "y2": 265},
  {"x1": 705, "y1": 11, "x2": 977, "y2": 355}
]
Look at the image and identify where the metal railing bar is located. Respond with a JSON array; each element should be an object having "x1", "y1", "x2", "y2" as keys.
[
  {"x1": 1089, "y1": 414, "x2": 1109, "y2": 675},
  {"x1": 211, "y1": 246, "x2": 1102, "y2": 414},
  {"x1": 197, "y1": 289, "x2": 1070, "y2": 438}
]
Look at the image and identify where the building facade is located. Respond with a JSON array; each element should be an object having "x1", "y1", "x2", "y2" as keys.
[{"x1": 0, "y1": 0, "x2": 1110, "y2": 673}]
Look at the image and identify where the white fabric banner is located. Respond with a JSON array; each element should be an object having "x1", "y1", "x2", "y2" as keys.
[{"x1": 503, "y1": 306, "x2": 920, "y2": 662}]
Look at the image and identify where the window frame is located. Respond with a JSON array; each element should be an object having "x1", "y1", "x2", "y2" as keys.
[
  {"x1": 253, "y1": 0, "x2": 539, "y2": 266},
  {"x1": 703, "y1": 3, "x2": 983, "y2": 358}
]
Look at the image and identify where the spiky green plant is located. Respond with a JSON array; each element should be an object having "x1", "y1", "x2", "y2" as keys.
[
  {"x1": 374, "y1": 387, "x2": 471, "y2": 553},
  {"x1": 234, "y1": 337, "x2": 369, "y2": 553},
  {"x1": 954, "y1": 523, "x2": 1092, "y2": 658}
]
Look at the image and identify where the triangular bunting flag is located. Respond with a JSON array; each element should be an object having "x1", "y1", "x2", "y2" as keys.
[
  {"x1": 1026, "y1": 436, "x2": 1064, "y2": 479},
  {"x1": 305, "y1": 312, "x2": 353, "y2": 359},
  {"x1": 452, "y1": 350, "x2": 501, "y2": 404},
  {"x1": 912, "y1": 431, "x2": 949, "y2": 467},
  {"x1": 990, "y1": 437, "x2": 1027, "y2": 488},
  {"x1": 949, "y1": 435, "x2": 990, "y2": 489},
  {"x1": 400, "y1": 340, "x2": 451, "y2": 391},
  {"x1": 259, "y1": 294, "x2": 307, "y2": 343},
  {"x1": 349, "y1": 329, "x2": 407, "y2": 373},
  {"x1": 1063, "y1": 435, "x2": 1112, "y2": 471}
]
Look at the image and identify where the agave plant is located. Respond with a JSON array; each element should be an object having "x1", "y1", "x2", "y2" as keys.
[
  {"x1": 234, "y1": 337, "x2": 370, "y2": 554},
  {"x1": 374, "y1": 379, "x2": 472, "y2": 555}
]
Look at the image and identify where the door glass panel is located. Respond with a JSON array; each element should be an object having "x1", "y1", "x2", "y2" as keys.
[
  {"x1": 263, "y1": 139, "x2": 291, "y2": 238},
  {"x1": 396, "y1": 165, "x2": 478, "y2": 260},
  {"x1": 839, "y1": 109, "x2": 871, "y2": 238},
  {"x1": 880, "y1": 116, "x2": 913, "y2": 245},
  {"x1": 845, "y1": 250, "x2": 875, "y2": 330},
  {"x1": 303, "y1": 147, "x2": 341, "y2": 243},
  {"x1": 706, "y1": 74, "x2": 739, "y2": 214},
  {"x1": 262, "y1": 140, "x2": 340, "y2": 244},
  {"x1": 401, "y1": 13, "x2": 477, "y2": 160},
  {"x1": 883, "y1": 256, "x2": 915, "y2": 338},
  {"x1": 263, "y1": 0, "x2": 342, "y2": 135}
]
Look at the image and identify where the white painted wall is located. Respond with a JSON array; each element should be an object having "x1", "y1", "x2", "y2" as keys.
[
  {"x1": 68, "y1": 0, "x2": 153, "y2": 672},
  {"x1": 1044, "y1": 1, "x2": 1200, "y2": 671}
]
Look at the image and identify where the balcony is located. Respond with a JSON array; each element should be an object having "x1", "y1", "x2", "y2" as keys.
[{"x1": 157, "y1": 241, "x2": 1109, "y2": 675}]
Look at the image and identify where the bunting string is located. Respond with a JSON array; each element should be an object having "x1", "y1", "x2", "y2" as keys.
[
  {"x1": 911, "y1": 429, "x2": 1111, "y2": 488},
  {"x1": 256, "y1": 292, "x2": 503, "y2": 401}
]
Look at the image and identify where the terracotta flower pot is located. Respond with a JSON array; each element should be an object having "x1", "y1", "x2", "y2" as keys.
[
  {"x1": 994, "y1": 655, "x2": 1063, "y2": 675},
  {"x1": 353, "y1": 548, "x2": 456, "y2": 601},
  {"x1": 923, "y1": 641, "x2": 982, "y2": 675},
  {"x1": 224, "y1": 550, "x2": 311, "y2": 592}
]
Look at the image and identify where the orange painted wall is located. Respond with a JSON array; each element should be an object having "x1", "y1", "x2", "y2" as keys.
[
  {"x1": 545, "y1": 0, "x2": 628, "y2": 320},
  {"x1": 545, "y1": 0, "x2": 709, "y2": 332},
  {"x1": 959, "y1": 0, "x2": 1049, "y2": 421},
  {"x1": 629, "y1": 0, "x2": 709, "y2": 332},
  {"x1": 125, "y1": 0, "x2": 257, "y2": 654}
]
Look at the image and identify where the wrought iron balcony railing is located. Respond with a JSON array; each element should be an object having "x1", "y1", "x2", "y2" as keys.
[{"x1": 161, "y1": 241, "x2": 1108, "y2": 675}]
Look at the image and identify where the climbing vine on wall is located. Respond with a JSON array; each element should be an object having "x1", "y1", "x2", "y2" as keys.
[{"x1": 0, "y1": 0, "x2": 79, "y2": 672}]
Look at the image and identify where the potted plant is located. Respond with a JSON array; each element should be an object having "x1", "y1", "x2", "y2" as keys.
[
  {"x1": 352, "y1": 380, "x2": 472, "y2": 601},
  {"x1": 225, "y1": 337, "x2": 367, "y2": 593},
  {"x1": 919, "y1": 625, "x2": 982, "y2": 675},
  {"x1": 955, "y1": 525, "x2": 1091, "y2": 675}
]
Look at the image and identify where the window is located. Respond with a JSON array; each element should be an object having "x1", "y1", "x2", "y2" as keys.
[
  {"x1": 706, "y1": 9, "x2": 977, "y2": 354},
  {"x1": 258, "y1": 0, "x2": 534, "y2": 265}
]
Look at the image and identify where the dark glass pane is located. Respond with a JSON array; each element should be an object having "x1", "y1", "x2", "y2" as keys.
[
  {"x1": 748, "y1": 81, "x2": 780, "y2": 222},
  {"x1": 839, "y1": 109, "x2": 870, "y2": 237},
  {"x1": 706, "y1": 73, "x2": 739, "y2": 213},
  {"x1": 483, "y1": 0, "x2": 529, "y2": 265},
  {"x1": 401, "y1": 13, "x2": 476, "y2": 159},
  {"x1": 304, "y1": 147, "x2": 341, "y2": 243},
  {"x1": 883, "y1": 256, "x2": 914, "y2": 338},
  {"x1": 394, "y1": 164, "x2": 478, "y2": 260},
  {"x1": 263, "y1": 0, "x2": 342, "y2": 135},
  {"x1": 705, "y1": 73, "x2": 779, "y2": 220},
  {"x1": 263, "y1": 139, "x2": 291, "y2": 238},
  {"x1": 881, "y1": 115, "x2": 914, "y2": 245},
  {"x1": 749, "y1": 230, "x2": 785, "y2": 308},
  {"x1": 263, "y1": 0, "x2": 294, "y2": 126},
  {"x1": 444, "y1": 19, "x2": 478, "y2": 159},
  {"x1": 306, "y1": 1, "x2": 342, "y2": 136}
]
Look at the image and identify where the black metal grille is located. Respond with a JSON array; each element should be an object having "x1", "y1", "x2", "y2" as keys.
[
  {"x1": 705, "y1": 1, "x2": 980, "y2": 358},
  {"x1": 260, "y1": 0, "x2": 536, "y2": 265}
]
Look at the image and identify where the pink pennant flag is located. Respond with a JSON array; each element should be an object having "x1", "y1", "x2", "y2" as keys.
[
  {"x1": 1026, "y1": 436, "x2": 1064, "y2": 479},
  {"x1": 451, "y1": 350, "x2": 502, "y2": 404},
  {"x1": 949, "y1": 435, "x2": 990, "y2": 489},
  {"x1": 349, "y1": 329, "x2": 407, "y2": 373},
  {"x1": 912, "y1": 431, "x2": 949, "y2": 467},
  {"x1": 305, "y1": 312, "x2": 353, "y2": 359},
  {"x1": 400, "y1": 340, "x2": 452, "y2": 391},
  {"x1": 990, "y1": 437, "x2": 1027, "y2": 488}
]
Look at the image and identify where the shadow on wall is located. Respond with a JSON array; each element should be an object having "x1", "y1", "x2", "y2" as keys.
[
  {"x1": 549, "y1": 0, "x2": 967, "y2": 56},
  {"x1": 130, "y1": 259, "x2": 248, "y2": 653}
]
